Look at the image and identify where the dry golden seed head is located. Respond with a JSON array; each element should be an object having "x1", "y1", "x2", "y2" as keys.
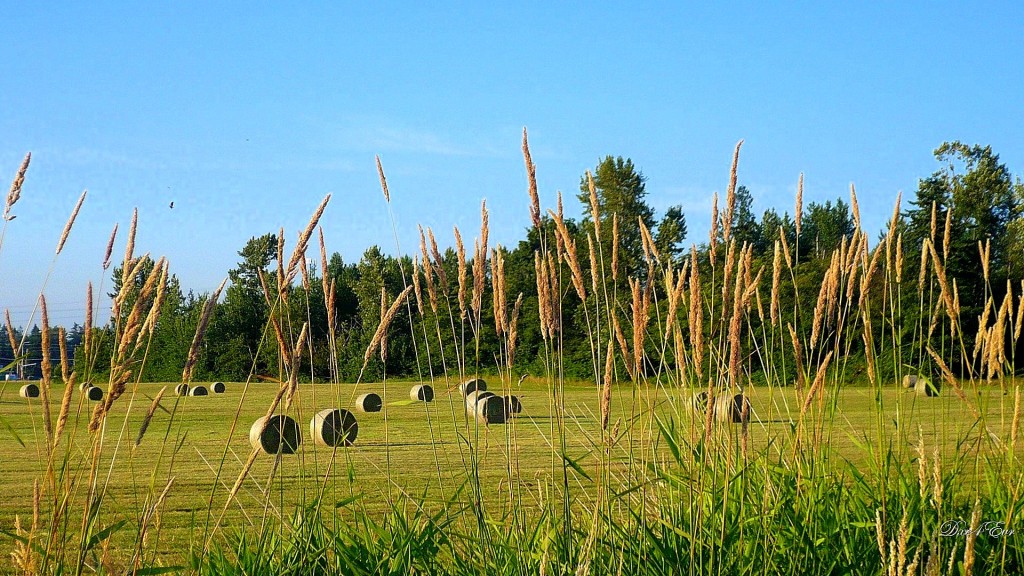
[
  {"x1": 54, "y1": 368, "x2": 75, "y2": 443},
  {"x1": 810, "y1": 269, "x2": 829, "y2": 351},
  {"x1": 789, "y1": 323, "x2": 805, "y2": 390},
  {"x1": 491, "y1": 252, "x2": 503, "y2": 335},
  {"x1": 587, "y1": 170, "x2": 601, "y2": 240},
  {"x1": 427, "y1": 227, "x2": 448, "y2": 291},
  {"x1": 375, "y1": 155, "x2": 390, "y2": 203},
  {"x1": 771, "y1": 241, "x2": 782, "y2": 325},
  {"x1": 120, "y1": 209, "x2": 139, "y2": 287},
  {"x1": 942, "y1": 208, "x2": 952, "y2": 260},
  {"x1": 779, "y1": 226, "x2": 793, "y2": 270},
  {"x1": 862, "y1": 330, "x2": 877, "y2": 385},
  {"x1": 875, "y1": 510, "x2": 887, "y2": 566},
  {"x1": 508, "y1": 292, "x2": 523, "y2": 364},
  {"x1": 709, "y1": 191, "x2": 719, "y2": 258},
  {"x1": 480, "y1": 199, "x2": 489, "y2": 256},
  {"x1": 362, "y1": 286, "x2": 413, "y2": 368},
  {"x1": 4, "y1": 152, "x2": 31, "y2": 221},
  {"x1": 964, "y1": 499, "x2": 981, "y2": 575},
  {"x1": 472, "y1": 238, "x2": 486, "y2": 317},
  {"x1": 723, "y1": 139, "x2": 743, "y2": 245},
  {"x1": 850, "y1": 183, "x2": 860, "y2": 228},
  {"x1": 886, "y1": 190, "x2": 902, "y2": 241},
  {"x1": 5, "y1": 309, "x2": 18, "y2": 356},
  {"x1": 895, "y1": 233, "x2": 904, "y2": 282},
  {"x1": 411, "y1": 257, "x2": 424, "y2": 316},
  {"x1": 56, "y1": 189, "x2": 87, "y2": 254},
  {"x1": 84, "y1": 282, "x2": 93, "y2": 357},
  {"x1": 799, "y1": 350, "x2": 833, "y2": 416},
  {"x1": 601, "y1": 337, "x2": 614, "y2": 431},
  {"x1": 611, "y1": 213, "x2": 620, "y2": 282},
  {"x1": 134, "y1": 385, "x2": 167, "y2": 448},
  {"x1": 523, "y1": 127, "x2": 542, "y2": 229},
  {"x1": 182, "y1": 278, "x2": 227, "y2": 383},
  {"x1": 102, "y1": 222, "x2": 118, "y2": 271},
  {"x1": 795, "y1": 173, "x2": 804, "y2": 237},
  {"x1": 613, "y1": 316, "x2": 633, "y2": 381},
  {"x1": 285, "y1": 194, "x2": 331, "y2": 287},
  {"x1": 587, "y1": 234, "x2": 598, "y2": 295},
  {"x1": 1011, "y1": 385, "x2": 1020, "y2": 451},
  {"x1": 454, "y1": 226, "x2": 468, "y2": 319},
  {"x1": 918, "y1": 239, "x2": 930, "y2": 290},
  {"x1": 319, "y1": 226, "x2": 329, "y2": 291},
  {"x1": 926, "y1": 346, "x2": 980, "y2": 419}
]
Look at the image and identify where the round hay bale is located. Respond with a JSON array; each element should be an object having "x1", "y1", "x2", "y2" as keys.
[
  {"x1": 504, "y1": 395, "x2": 522, "y2": 417},
  {"x1": 732, "y1": 394, "x2": 751, "y2": 424},
  {"x1": 475, "y1": 394, "x2": 507, "y2": 425},
  {"x1": 409, "y1": 384, "x2": 434, "y2": 402},
  {"x1": 85, "y1": 386, "x2": 103, "y2": 401},
  {"x1": 915, "y1": 377, "x2": 940, "y2": 397},
  {"x1": 79, "y1": 381, "x2": 93, "y2": 392},
  {"x1": 19, "y1": 383, "x2": 40, "y2": 398},
  {"x1": 212, "y1": 381, "x2": 226, "y2": 394},
  {"x1": 310, "y1": 408, "x2": 358, "y2": 447},
  {"x1": 249, "y1": 414, "x2": 302, "y2": 454},
  {"x1": 901, "y1": 374, "x2": 918, "y2": 389},
  {"x1": 190, "y1": 385, "x2": 208, "y2": 396},
  {"x1": 175, "y1": 383, "x2": 190, "y2": 397},
  {"x1": 465, "y1": 390, "x2": 495, "y2": 411},
  {"x1": 691, "y1": 391, "x2": 709, "y2": 414},
  {"x1": 458, "y1": 378, "x2": 487, "y2": 396},
  {"x1": 355, "y1": 392, "x2": 382, "y2": 413},
  {"x1": 712, "y1": 394, "x2": 750, "y2": 423}
]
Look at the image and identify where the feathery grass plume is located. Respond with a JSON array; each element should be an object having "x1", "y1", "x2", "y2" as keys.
[
  {"x1": 721, "y1": 240, "x2": 737, "y2": 316},
  {"x1": 427, "y1": 227, "x2": 448, "y2": 291},
  {"x1": 480, "y1": 199, "x2": 489, "y2": 259},
  {"x1": 927, "y1": 240, "x2": 957, "y2": 326},
  {"x1": 256, "y1": 269, "x2": 290, "y2": 362},
  {"x1": 895, "y1": 233, "x2": 904, "y2": 282},
  {"x1": 770, "y1": 240, "x2": 782, "y2": 325},
  {"x1": 286, "y1": 322, "x2": 309, "y2": 407},
  {"x1": 4, "y1": 309, "x2": 18, "y2": 359},
  {"x1": 979, "y1": 239, "x2": 991, "y2": 283},
  {"x1": 809, "y1": 264, "x2": 831, "y2": 351},
  {"x1": 799, "y1": 350, "x2": 833, "y2": 416},
  {"x1": 925, "y1": 346, "x2": 980, "y2": 418},
  {"x1": 454, "y1": 226, "x2": 468, "y2": 319},
  {"x1": 964, "y1": 500, "x2": 981, "y2": 576},
  {"x1": 472, "y1": 238, "x2": 485, "y2": 318},
  {"x1": 885, "y1": 191, "x2": 901, "y2": 250},
  {"x1": 613, "y1": 316, "x2": 634, "y2": 381},
  {"x1": 379, "y1": 288, "x2": 388, "y2": 362},
  {"x1": 789, "y1": 322, "x2": 806, "y2": 391},
  {"x1": 523, "y1": 127, "x2": 541, "y2": 229},
  {"x1": 918, "y1": 239, "x2": 930, "y2": 291},
  {"x1": 39, "y1": 296, "x2": 53, "y2": 445},
  {"x1": 419, "y1": 226, "x2": 438, "y2": 313},
  {"x1": 779, "y1": 226, "x2": 793, "y2": 270},
  {"x1": 546, "y1": 252, "x2": 560, "y2": 336},
  {"x1": 630, "y1": 278, "x2": 650, "y2": 379},
  {"x1": 4, "y1": 152, "x2": 31, "y2": 221},
  {"x1": 875, "y1": 510, "x2": 887, "y2": 568},
  {"x1": 54, "y1": 330, "x2": 75, "y2": 442},
  {"x1": 601, "y1": 337, "x2": 614, "y2": 431},
  {"x1": 1015, "y1": 280, "x2": 1024, "y2": 342},
  {"x1": 375, "y1": 155, "x2": 390, "y2": 203},
  {"x1": 319, "y1": 226, "x2": 329, "y2": 293},
  {"x1": 534, "y1": 252, "x2": 549, "y2": 341},
  {"x1": 411, "y1": 256, "x2": 424, "y2": 315},
  {"x1": 118, "y1": 258, "x2": 165, "y2": 357},
  {"x1": 508, "y1": 293, "x2": 523, "y2": 365},
  {"x1": 688, "y1": 246, "x2": 704, "y2": 378},
  {"x1": 942, "y1": 208, "x2": 952, "y2": 260},
  {"x1": 102, "y1": 223, "x2": 118, "y2": 270},
  {"x1": 587, "y1": 234, "x2": 598, "y2": 295},
  {"x1": 825, "y1": 252, "x2": 841, "y2": 328},
  {"x1": 134, "y1": 386, "x2": 167, "y2": 448},
  {"x1": 917, "y1": 430, "x2": 928, "y2": 499},
  {"x1": 362, "y1": 286, "x2": 413, "y2": 370},
  {"x1": 56, "y1": 189, "x2": 87, "y2": 254},
  {"x1": 722, "y1": 139, "x2": 743, "y2": 245},
  {"x1": 661, "y1": 267, "x2": 681, "y2": 340},
  {"x1": 859, "y1": 245, "x2": 882, "y2": 310},
  {"x1": 137, "y1": 260, "x2": 169, "y2": 349},
  {"x1": 611, "y1": 213, "x2": 620, "y2": 282},
  {"x1": 709, "y1": 191, "x2": 719, "y2": 261},
  {"x1": 182, "y1": 278, "x2": 227, "y2": 383},
  {"x1": 490, "y1": 249, "x2": 505, "y2": 335},
  {"x1": 83, "y1": 282, "x2": 93, "y2": 360},
  {"x1": 120, "y1": 208, "x2": 138, "y2": 288},
  {"x1": 973, "y1": 299, "x2": 994, "y2": 360},
  {"x1": 795, "y1": 173, "x2": 804, "y2": 237},
  {"x1": 638, "y1": 216, "x2": 660, "y2": 265},
  {"x1": 727, "y1": 251, "x2": 746, "y2": 389},
  {"x1": 587, "y1": 170, "x2": 600, "y2": 240},
  {"x1": 849, "y1": 183, "x2": 861, "y2": 230},
  {"x1": 299, "y1": 254, "x2": 310, "y2": 292},
  {"x1": 551, "y1": 209, "x2": 586, "y2": 301}
]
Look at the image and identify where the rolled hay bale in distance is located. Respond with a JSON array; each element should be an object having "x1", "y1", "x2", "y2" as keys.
[
  {"x1": 475, "y1": 394, "x2": 507, "y2": 425},
  {"x1": 79, "y1": 381, "x2": 93, "y2": 392},
  {"x1": 85, "y1": 386, "x2": 103, "y2": 402},
  {"x1": 355, "y1": 392, "x2": 382, "y2": 413},
  {"x1": 19, "y1": 383, "x2": 40, "y2": 398},
  {"x1": 465, "y1": 390, "x2": 495, "y2": 412},
  {"x1": 175, "y1": 383, "x2": 190, "y2": 397},
  {"x1": 249, "y1": 414, "x2": 302, "y2": 454},
  {"x1": 212, "y1": 381, "x2": 226, "y2": 394},
  {"x1": 458, "y1": 378, "x2": 487, "y2": 396},
  {"x1": 902, "y1": 374, "x2": 918, "y2": 389},
  {"x1": 712, "y1": 394, "x2": 750, "y2": 423},
  {"x1": 732, "y1": 394, "x2": 751, "y2": 424},
  {"x1": 410, "y1": 384, "x2": 434, "y2": 402},
  {"x1": 503, "y1": 395, "x2": 522, "y2": 417},
  {"x1": 310, "y1": 408, "x2": 358, "y2": 447},
  {"x1": 915, "y1": 377, "x2": 940, "y2": 397},
  {"x1": 190, "y1": 385, "x2": 208, "y2": 396}
]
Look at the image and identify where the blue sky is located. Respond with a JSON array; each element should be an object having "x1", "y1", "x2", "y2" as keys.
[{"x1": 2, "y1": 2, "x2": 1022, "y2": 328}]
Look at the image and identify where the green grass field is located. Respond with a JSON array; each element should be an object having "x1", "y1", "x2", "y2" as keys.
[{"x1": 1, "y1": 376, "x2": 1013, "y2": 572}]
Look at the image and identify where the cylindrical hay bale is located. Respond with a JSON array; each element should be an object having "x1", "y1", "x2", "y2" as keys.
[
  {"x1": 465, "y1": 390, "x2": 495, "y2": 412},
  {"x1": 355, "y1": 392, "x2": 382, "y2": 413},
  {"x1": 902, "y1": 374, "x2": 918, "y2": 389},
  {"x1": 458, "y1": 378, "x2": 487, "y2": 397},
  {"x1": 713, "y1": 395, "x2": 734, "y2": 423},
  {"x1": 475, "y1": 394, "x2": 507, "y2": 425},
  {"x1": 86, "y1": 386, "x2": 103, "y2": 402},
  {"x1": 79, "y1": 381, "x2": 93, "y2": 392},
  {"x1": 249, "y1": 414, "x2": 302, "y2": 454},
  {"x1": 19, "y1": 384, "x2": 40, "y2": 398},
  {"x1": 732, "y1": 394, "x2": 751, "y2": 424},
  {"x1": 310, "y1": 408, "x2": 358, "y2": 447},
  {"x1": 190, "y1": 385, "x2": 208, "y2": 396},
  {"x1": 175, "y1": 383, "x2": 190, "y2": 396},
  {"x1": 691, "y1": 391, "x2": 709, "y2": 414},
  {"x1": 212, "y1": 381, "x2": 226, "y2": 394},
  {"x1": 410, "y1": 384, "x2": 434, "y2": 402},
  {"x1": 915, "y1": 377, "x2": 940, "y2": 397},
  {"x1": 503, "y1": 395, "x2": 522, "y2": 417}
]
